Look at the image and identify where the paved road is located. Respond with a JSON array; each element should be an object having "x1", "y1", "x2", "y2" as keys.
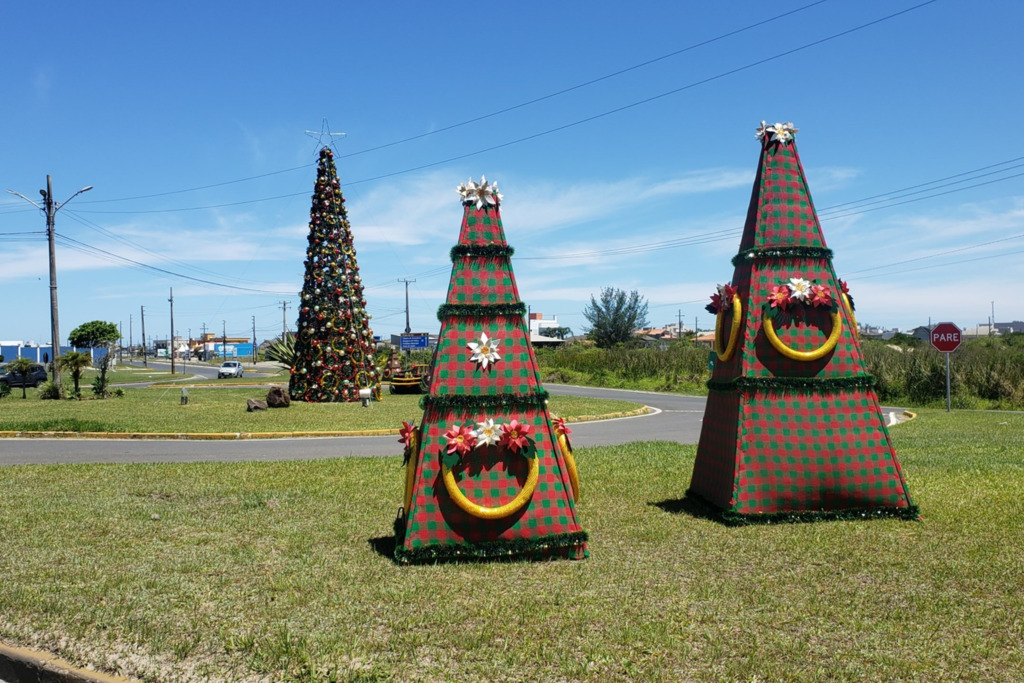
[{"x1": 0, "y1": 385, "x2": 704, "y2": 466}]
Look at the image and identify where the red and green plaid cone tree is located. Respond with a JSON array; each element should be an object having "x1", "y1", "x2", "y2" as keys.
[
  {"x1": 289, "y1": 147, "x2": 380, "y2": 403},
  {"x1": 394, "y1": 177, "x2": 587, "y2": 563},
  {"x1": 688, "y1": 122, "x2": 917, "y2": 522}
]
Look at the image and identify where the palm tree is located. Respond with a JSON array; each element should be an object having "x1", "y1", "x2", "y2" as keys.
[
  {"x1": 57, "y1": 351, "x2": 92, "y2": 398},
  {"x1": 6, "y1": 357, "x2": 36, "y2": 399}
]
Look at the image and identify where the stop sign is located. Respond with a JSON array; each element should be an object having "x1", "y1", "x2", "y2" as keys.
[{"x1": 930, "y1": 322, "x2": 962, "y2": 353}]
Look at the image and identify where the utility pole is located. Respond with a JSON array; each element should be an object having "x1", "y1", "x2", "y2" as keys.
[
  {"x1": 119, "y1": 321, "x2": 123, "y2": 363},
  {"x1": 222, "y1": 320, "x2": 227, "y2": 359},
  {"x1": 7, "y1": 175, "x2": 93, "y2": 386},
  {"x1": 141, "y1": 306, "x2": 148, "y2": 368},
  {"x1": 398, "y1": 279, "x2": 416, "y2": 334},
  {"x1": 252, "y1": 315, "x2": 257, "y2": 364},
  {"x1": 678, "y1": 309, "x2": 682, "y2": 341},
  {"x1": 168, "y1": 288, "x2": 176, "y2": 375},
  {"x1": 281, "y1": 300, "x2": 289, "y2": 337},
  {"x1": 201, "y1": 322, "x2": 207, "y2": 360},
  {"x1": 129, "y1": 314, "x2": 133, "y2": 360}
]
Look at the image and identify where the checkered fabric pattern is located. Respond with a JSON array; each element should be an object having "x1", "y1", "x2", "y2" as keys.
[
  {"x1": 399, "y1": 199, "x2": 588, "y2": 561},
  {"x1": 427, "y1": 318, "x2": 544, "y2": 397},
  {"x1": 446, "y1": 256, "x2": 521, "y2": 305},
  {"x1": 458, "y1": 206, "x2": 508, "y2": 245},
  {"x1": 738, "y1": 140, "x2": 825, "y2": 251},
  {"x1": 690, "y1": 129, "x2": 915, "y2": 518}
]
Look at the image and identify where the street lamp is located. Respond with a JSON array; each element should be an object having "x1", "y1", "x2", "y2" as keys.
[{"x1": 8, "y1": 175, "x2": 93, "y2": 386}]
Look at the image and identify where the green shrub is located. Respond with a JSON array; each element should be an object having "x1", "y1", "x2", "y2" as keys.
[{"x1": 38, "y1": 380, "x2": 63, "y2": 400}]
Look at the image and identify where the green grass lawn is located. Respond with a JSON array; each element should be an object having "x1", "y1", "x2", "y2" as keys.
[
  {"x1": 0, "y1": 409, "x2": 1021, "y2": 681},
  {"x1": 0, "y1": 386, "x2": 640, "y2": 436}
]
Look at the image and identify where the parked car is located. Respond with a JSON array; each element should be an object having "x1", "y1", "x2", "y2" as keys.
[
  {"x1": 0, "y1": 363, "x2": 48, "y2": 388},
  {"x1": 217, "y1": 361, "x2": 244, "y2": 379}
]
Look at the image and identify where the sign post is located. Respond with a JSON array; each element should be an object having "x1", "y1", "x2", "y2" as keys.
[{"x1": 929, "y1": 322, "x2": 962, "y2": 412}]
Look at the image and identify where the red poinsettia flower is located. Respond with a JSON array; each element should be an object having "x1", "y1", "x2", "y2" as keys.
[
  {"x1": 552, "y1": 416, "x2": 572, "y2": 436},
  {"x1": 767, "y1": 284, "x2": 793, "y2": 310},
  {"x1": 808, "y1": 284, "x2": 833, "y2": 308},
  {"x1": 398, "y1": 420, "x2": 416, "y2": 447},
  {"x1": 840, "y1": 280, "x2": 850, "y2": 295},
  {"x1": 707, "y1": 291, "x2": 723, "y2": 314},
  {"x1": 443, "y1": 424, "x2": 477, "y2": 456},
  {"x1": 499, "y1": 419, "x2": 532, "y2": 453}
]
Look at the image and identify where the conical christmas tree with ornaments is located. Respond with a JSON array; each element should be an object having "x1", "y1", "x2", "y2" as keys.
[
  {"x1": 687, "y1": 121, "x2": 917, "y2": 522},
  {"x1": 289, "y1": 147, "x2": 381, "y2": 403},
  {"x1": 394, "y1": 176, "x2": 587, "y2": 564}
]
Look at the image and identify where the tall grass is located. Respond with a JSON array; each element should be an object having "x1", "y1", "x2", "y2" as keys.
[{"x1": 536, "y1": 334, "x2": 1024, "y2": 409}]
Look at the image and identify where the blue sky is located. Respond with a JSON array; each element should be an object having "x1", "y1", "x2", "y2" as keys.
[{"x1": 2, "y1": 0, "x2": 1022, "y2": 348}]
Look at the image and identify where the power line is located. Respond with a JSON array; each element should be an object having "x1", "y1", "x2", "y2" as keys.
[
  {"x1": 54, "y1": 233, "x2": 292, "y2": 294},
  {"x1": 332, "y1": 0, "x2": 835, "y2": 161},
  {"x1": 71, "y1": 1, "x2": 939, "y2": 217},
  {"x1": 61, "y1": 2, "x2": 832, "y2": 209}
]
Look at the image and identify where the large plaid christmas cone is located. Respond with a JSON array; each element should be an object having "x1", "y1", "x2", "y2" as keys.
[
  {"x1": 394, "y1": 177, "x2": 588, "y2": 563},
  {"x1": 687, "y1": 122, "x2": 918, "y2": 522}
]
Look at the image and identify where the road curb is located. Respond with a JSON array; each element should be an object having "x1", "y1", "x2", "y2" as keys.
[
  {"x1": 0, "y1": 408, "x2": 651, "y2": 441},
  {"x1": 0, "y1": 642, "x2": 135, "y2": 683}
]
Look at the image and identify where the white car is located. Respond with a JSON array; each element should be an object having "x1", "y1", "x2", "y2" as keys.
[{"x1": 217, "y1": 361, "x2": 244, "y2": 379}]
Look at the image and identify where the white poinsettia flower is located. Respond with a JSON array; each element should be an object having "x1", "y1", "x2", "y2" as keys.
[
  {"x1": 788, "y1": 277, "x2": 812, "y2": 301},
  {"x1": 769, "y1": 122, "x2": 798, "y2": 143},
  {"x1": 755, "y1": 120, "x2": 770, "y2": 140},
  {"x1": 467, "y1": 332, "x2": 501, "y2": 369},
  {"x1": 475, "y1": 418, "x2": 501, "y2": 447},
  {"x1": 456, "y1": 175, "x2": 503, "y2": 209}
]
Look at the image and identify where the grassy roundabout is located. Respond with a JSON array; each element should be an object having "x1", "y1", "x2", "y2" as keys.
[
  {"x1": 0, "y1": 410, "x2": 1021, "y2": 681},
  {"x1": 0, "y1": 384, "x2": 641, "y2": 437}
]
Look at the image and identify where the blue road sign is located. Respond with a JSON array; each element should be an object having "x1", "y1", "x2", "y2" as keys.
[{"x1": 400, "y1": 334, "x2": 429, "y2": 350}]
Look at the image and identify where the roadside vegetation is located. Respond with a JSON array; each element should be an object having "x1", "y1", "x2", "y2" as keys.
[
  {"x1": 0, "y1": 410, "x2": 1020, "y2": 681},
  {"x1": 536, "y1": 333, "x2": 1024, "y2": 410}
]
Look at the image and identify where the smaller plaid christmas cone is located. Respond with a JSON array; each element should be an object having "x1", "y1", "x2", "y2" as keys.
[
  {"x1": 394, "y1": 177, "x2": 588, "y2": 563},
  {"x1": 688, "y1": 122, "x2": 917, "y2": 522}
]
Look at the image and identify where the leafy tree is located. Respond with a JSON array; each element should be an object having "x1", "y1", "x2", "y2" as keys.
[
  {"x1": 6, "y1": 357, "x2": 37, "y2": 399},
  {"x1": 538, "y1": 326, "x2": 573, "y2": 340},
  {"x1": 57, "y1": 351, "x2": 92, "y2": 398},
  {"x1": 582, "y1": 288, "x2": 650, "y2": 348},
  {"x1": 68, "y1": 320, "x2": 120, "y2": 349}
]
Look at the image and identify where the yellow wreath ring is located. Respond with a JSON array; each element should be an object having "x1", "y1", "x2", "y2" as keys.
[
  {"x1": 442, "y1": 456, "x2": 539, "y2": 520},
  {"x1": 842, "y1": 293, "x2": 858, "y2": 341},
  {"x1": 556, "y1": 432, "x2": 581, "y2": 503},
  {"x1": 714, "y1": 294, "x2": 743, "y2": 361},
  {"x1": 763, "y1": 308, "x2": 842, "y2": 361},
  {"x1": 403, "y1": 430, "x2": 419, "y2": 513}
]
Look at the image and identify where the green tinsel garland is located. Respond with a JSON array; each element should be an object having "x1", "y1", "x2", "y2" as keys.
[
  {"x1": 683, "y1": 490, "x2": 920, "y2": 526},
  {"x1": 707, "y1": 375, "x2": 877, "y2": 393},
  {"x1": 394, "y1": 529, "x2": 589, "y2": 565},
  {"x1": 436, "y1": 302, "x2": 527, "y2": 320},
  {"x1": 731, "y1": 246, "x2": 834, "y2": 267},
  {"x1": 450, "y1": 244, "x2": 515, "y2": 260},
  {"x1": 420, "y1": 389, "x2": 550, "y2": 413}
]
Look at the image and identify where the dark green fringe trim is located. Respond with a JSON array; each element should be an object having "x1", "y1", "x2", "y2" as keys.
[
  {"x1": 394, "y1": 530, "x2": 589, "y2": 565},
  {"x1": 437, "y1": 302, "x2": 527, "y2": 320},
  {"x1": 708, "y1": 375, "x2": 877, "y2": 393},
  {"x1": 684, "y1": 490, "x2": 920, "y2": 526},
  {"x1": 420, "y1": 389, "x2": 550, "y2": 412},
  {"x1": 732, "y1": 246, "x2": 833, "y2": 267},
  {"x1": 450, "y1": 244, "x2": 514, "y2": 260}
]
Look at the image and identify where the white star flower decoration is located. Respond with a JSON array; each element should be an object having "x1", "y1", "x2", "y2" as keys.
[
  {"x1": 788, "y1": 277, "x2": 812, "y2": 302},
  {"x1": 475, "y1": 418, "x2": 501, "y2": 447},
  {"x1": 756, "y1": 121, "x2": 798, "y2": 144},
  {"x1": 467, "y1": 332, "x2": 501, "y2": 369},
  {"x1": 457, "y1": 175, "x2": 503, "y2": 209}
]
